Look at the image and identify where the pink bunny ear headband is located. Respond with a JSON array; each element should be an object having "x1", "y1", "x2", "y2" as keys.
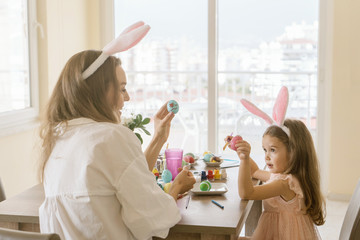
[
  {"x1": 240, "y1": 86, "x2": 290, "y2": 137},
  {"x1": 82, "y1": 21, "x2": 150, "y2": 79}
]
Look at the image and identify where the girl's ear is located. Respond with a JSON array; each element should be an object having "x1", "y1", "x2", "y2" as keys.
[
  {"x1": 272, "y1": 86, "x2": 289, "y2": 126},
  {"x1": 240, "y1": 99, "x2": 274, "y2": 125},
  {"x1": 102, "y1": 22, "x2": 150, "y2": 54}
]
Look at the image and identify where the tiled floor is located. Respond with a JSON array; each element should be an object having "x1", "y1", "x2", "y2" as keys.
[{"x1": 318, "y1": 199, "x2": 349, "y2": 240}]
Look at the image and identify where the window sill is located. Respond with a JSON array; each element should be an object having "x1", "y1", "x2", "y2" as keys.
[{"x1": 0, "y1": 117, "x2": 40, "y2": 138}]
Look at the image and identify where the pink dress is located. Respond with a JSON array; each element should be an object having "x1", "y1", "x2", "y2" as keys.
[{"x1": 251, "y1": 174, "x2": 321, "y2": 240}]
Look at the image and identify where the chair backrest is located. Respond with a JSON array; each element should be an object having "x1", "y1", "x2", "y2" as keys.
[
  {"x1": 339, "y1": 179, "x2": 360, "y2": 240},
  {"x1": 0, "y1": 228, "x2": 60, "y2": 240},
  {"x1": 0, "y1": 178, "x2": 5, "y2": 202}
]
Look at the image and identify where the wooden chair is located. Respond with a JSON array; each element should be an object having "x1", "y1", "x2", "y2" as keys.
[
  {"x1": 339, "y1": 179, "x2": 360, "y2": 240},
  {"x1": 0, "y1": 227, "x2": 60, "y2": 240},
  {"x1": 0, "y1": 178, "x2": 5, "y2": 202}
]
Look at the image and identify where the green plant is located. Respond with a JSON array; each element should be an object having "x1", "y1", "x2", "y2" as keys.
[{"x1": 122, "y1": 114, "x2": 151, "y2": 144}]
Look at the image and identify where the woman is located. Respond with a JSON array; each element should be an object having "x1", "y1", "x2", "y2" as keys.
[{"x1": 39, "y1": 22, "x2": 195, "y2": 240}]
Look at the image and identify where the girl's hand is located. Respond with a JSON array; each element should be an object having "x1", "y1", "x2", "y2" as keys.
[
  {"x1": 235, "y1": 140, "x2": 251, "y2": 161},
  {"x1": 224, "y1": 135, "x2": 233, "y2": 142},
  {"x1": 153, "y1": 102, "x2": 175, "y2": 144},
  {"x1": 222, "y1": 135, "x2": 233, "y2": 150}
]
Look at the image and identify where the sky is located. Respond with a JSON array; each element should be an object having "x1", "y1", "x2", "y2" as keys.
[{"x1": 114, "y1": 0, "x2": 319, "y2": 48}]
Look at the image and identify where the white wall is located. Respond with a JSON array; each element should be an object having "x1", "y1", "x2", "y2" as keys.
[
  {"x1": 0, "y1": 0, "x2": 101, "y2": 198},
  {"x1": 328, "y1": 0, "x2": 360, "y2": 199}
]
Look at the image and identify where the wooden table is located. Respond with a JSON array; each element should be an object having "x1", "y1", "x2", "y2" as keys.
[
  {"x1": 0, "y1": 184, "x2": 42, "y2": 232},
  {"x1": 154, "y1": 161, "x2": 262, "y2": 240},
  {"x1": 0, "y1": 159, "x2": 263, "y2": 240}
]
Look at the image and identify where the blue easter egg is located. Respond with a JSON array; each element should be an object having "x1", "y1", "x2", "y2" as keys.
[
  {"x1": 203, "y1": 153, "x2": 214, "y2": 162},
  {"x1": 162, "y1": 169, "x2": 172, "y2": 183},
  {"x1": 167, "y1": 100, "x2": 179, "y2": 114}
]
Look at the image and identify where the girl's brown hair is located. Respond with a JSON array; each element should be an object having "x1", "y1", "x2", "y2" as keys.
[
  {"x1": 264, "y1": 119, "x2": 326, "y2": 225},
  {"x1": 38, "y1": 50, "x2": 121, "y2": 182}
]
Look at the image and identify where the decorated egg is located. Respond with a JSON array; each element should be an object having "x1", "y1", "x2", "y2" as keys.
[
  {"x1": 163, "y1": 182, "x2": 172, "y2": 193},
  {"x1": 167, "y1": 100, "x2": 179, "y2": 114},
  {"x1": 162, "y1": 169, "x2": 172, "y2": 183},
  {"x1": 203, "y1": 153, "x2": 214, "y2": 162},
  {"x1": 184, "y1": 152, "x2": 195, "y2": 158},
  {"x1": 230, "y1": 135, "x2": 243, "y2": 150},
  {"x1": 210, "y1": 156, "x2": 221, "y2": 163},
  {"x1": 183, "y1": 155, "x2": 195, "y2": 163},
  {"x1": 199, "y1": 180, "x2": 212, "y2": 191},
  {"x1": 203, "y1": 151, "x2": 212, "y2": 156},
  {"x1": 182, "y1": 159, "x2": 188, "y2": 167}
]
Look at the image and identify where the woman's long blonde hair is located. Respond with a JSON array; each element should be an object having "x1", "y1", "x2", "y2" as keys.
[
  {"x1": 38, "y1": 50, "x2": 121, "y2": 182},
  {"x1": 264, "y1": 119, "x2": 326, "y2": 226}
]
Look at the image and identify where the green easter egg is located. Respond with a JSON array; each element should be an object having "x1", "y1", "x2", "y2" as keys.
[
  {"x1": 199, "y1": 180, "x2": 212, "y2": 191},
  {"x1": 182, "y1": 159, "x2": 189, "y2": 167}
]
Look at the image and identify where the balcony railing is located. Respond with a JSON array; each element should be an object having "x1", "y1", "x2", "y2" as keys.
[
  {"x1": 124, "y1": 70, "x2": 317, "y2": 129},
  {"x1": 122, "y1": 70, "x2": 317, "y2": 152}
]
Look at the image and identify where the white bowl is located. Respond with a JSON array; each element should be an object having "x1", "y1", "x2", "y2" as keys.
[{"x1": 203, "y1": 158, "x2": 223, "y2": 167}]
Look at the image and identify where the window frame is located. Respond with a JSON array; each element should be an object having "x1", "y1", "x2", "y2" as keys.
[
  {"x1": 0, "y1": 0, "x2": 40, "y2": 136},
  {"x1": 105, "y1": 0, "x2": 328, "y2": 160},
  {"x1": 317, "y1": 0, "x2": 333, "y2": 194}
]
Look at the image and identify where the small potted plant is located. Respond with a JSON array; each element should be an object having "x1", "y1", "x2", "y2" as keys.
[{"x1": 122, "y1": 113, "x2": 151, "y2": 144}]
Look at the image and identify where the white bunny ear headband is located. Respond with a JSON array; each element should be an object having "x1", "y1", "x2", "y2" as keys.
[
  {"x1": 240, "y1": 86, "x2": 290, "y2": 137},
  {"x1": 82, "y1": 21, "x2": 150, "y2": 79}
]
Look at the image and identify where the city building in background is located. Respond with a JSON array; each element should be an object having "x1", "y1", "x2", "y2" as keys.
[{"x1": 118, "y1": 0, "x2": 319, "y2": 155}]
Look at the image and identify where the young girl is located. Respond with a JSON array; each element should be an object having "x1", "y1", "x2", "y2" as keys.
[
  {"x1": 231, "y1": 87, "x2": 325, "y2": 239},
  {"x1": 38, "y1": 22, "x2": 196, "y2": 240}
]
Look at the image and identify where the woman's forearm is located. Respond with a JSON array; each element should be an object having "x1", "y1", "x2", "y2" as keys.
[
  {"x1": 168, "y1": 182, "x2": 182, "y2": 201},
  {"x1": 144, "y1": 135, "x2": 165, "y2": 171}
]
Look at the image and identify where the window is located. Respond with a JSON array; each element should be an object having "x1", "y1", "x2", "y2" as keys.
[
  {"x1": 218, "y1": 0, "x2": 318, "y2": 156},
  {"x1": 110, "y1": 0, "x2": 319, "y2": 155},
  {"x1": 0, "y1": 0, "x2": 39, "y2": 136},
  {"x1": 113, "y1": 0, "x2": 208, "y2": 152}
]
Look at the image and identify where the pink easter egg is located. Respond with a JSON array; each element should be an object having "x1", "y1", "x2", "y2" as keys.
[{"x1": 230, "y1": 135, "x2": 243, "y2": 150}]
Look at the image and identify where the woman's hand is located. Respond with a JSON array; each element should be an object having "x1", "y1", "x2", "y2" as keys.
[
  {"x1": 170, "y1": 168, "x2": 196, "y2": 196},
  {"x1": 235, "y1": 140, "x2": 251, "y2": 161},
  {"x1": 153, "y1": 102, "x2": 175, "y2": 145}
]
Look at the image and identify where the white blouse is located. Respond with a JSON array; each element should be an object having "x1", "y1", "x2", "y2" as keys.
[{"x1": 39, "y1": 118, "x2": 181, "y2": 240}]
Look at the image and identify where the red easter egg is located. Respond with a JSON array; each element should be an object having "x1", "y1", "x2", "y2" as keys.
[
  {"x1": 230, "y1": 135, "x2": 243, "y2": 150},
  {"x1": 183, "y1": 155, "x2": 195, "y2": 163}
]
